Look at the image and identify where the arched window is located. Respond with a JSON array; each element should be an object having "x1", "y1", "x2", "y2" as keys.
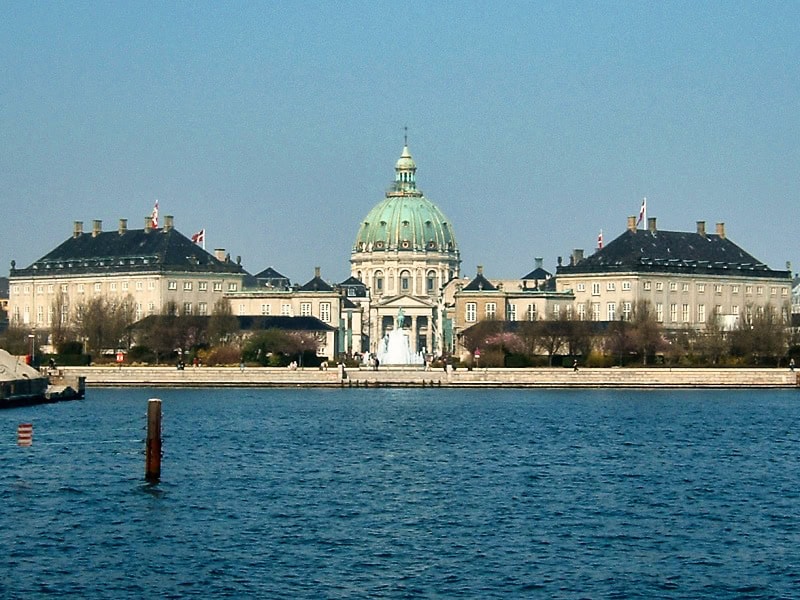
[
  {"x1": 375, "y1": 271, "x2": 384, "y2": 293},
  {"x1": 400, "y1": 270, "x2": 410, "y2": 292},
  {"x1": 426, "y1": 270, "x2": 436, "y2": 293}
]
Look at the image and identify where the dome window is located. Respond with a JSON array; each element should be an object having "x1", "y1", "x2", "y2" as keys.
[
  {"x1": 428, "y1": 241, "x2": 437, "y2": 249},
  {"x1": 375, "y1": 241, "x2": 384, "y2": 249},
  {"x1": 402, "y1": 220, "x2": 409, "y2": 227},
  {"x1": 401, "y1": 240, "x2": 410, "y2": 249}
]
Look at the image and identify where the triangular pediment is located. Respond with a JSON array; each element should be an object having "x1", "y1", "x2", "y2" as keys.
[{"x1": 375, "y1": 294, "x2": 435, "y2": 309}]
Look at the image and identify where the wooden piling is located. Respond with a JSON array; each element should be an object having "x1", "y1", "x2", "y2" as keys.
[{"x1": 145, "y1": 398, "x2": 162, "y2": 482}]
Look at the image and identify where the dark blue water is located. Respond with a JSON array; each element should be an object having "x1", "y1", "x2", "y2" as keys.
[{"x1": 2, "y1": 388, "x2": 799, "y2": 599}]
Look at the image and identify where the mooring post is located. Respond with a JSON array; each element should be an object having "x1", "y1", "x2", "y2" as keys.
[{"x1": 145, "y1": 398, "x2": 162, "y2": 482}]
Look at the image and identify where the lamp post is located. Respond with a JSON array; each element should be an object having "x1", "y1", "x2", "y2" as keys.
[{"x1": 28, "y1": 332, "x2": 35, "y2": 365}]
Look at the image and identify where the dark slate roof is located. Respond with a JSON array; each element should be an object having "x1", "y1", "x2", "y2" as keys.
[
  {"x1": 557, "y1": 228, "x2": 789, "y2": 280},
  {"x1": 522, "y1": 267, "x2": 551, "y2": 280},
  {"x1": 12, "y1": 227, "x2": 248, "y2": 277},
  {"x1": 341, "y1": 297, "x2": 359, "y2": 309},
  {"x1": 339, "y1": 276, "x2": 368, "y2": 298},
  {"x1": 133, "y1": 314, "x2": 334, "y2": 332},
  {"x1": 462, "y1": 273, "x2": 498, "y2": 292},
  {"x1": 297, "y1": 275, "x2": 334, "y2": 292},
  {"x1": 0, "y1": 277, "x2": 8, "y2": 297},
  {"x1": 254, "y1": 266, "x2": 291, "y2": 288}
]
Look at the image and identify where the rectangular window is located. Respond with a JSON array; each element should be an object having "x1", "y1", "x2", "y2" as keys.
[
  {"x1": 770, "y1": 287, "x2": 777, "y2": 296},
  {"x1": 168, "y1": 281, "x2": 177, "y2": 290},
  {"x1": 606, "y1": 282, "x2": 616, "y2": 291},
  {"x1": 697, "y1": 283, "x2": 705, "y2": 293},
  {"x1": 591, "y1": 283, "x2": 600, "y2": 296},
  {"x1": 261, "y1": 304, "x2": 271, "y2": 315},
  {"x1": 37, "y1": 305, "x2": 44, "y2": 324},
  {"x1": 300, "y1": 302, "x2": 312, "y2": 317},
  {"x1": 782, "y1": 288, "x2": 788, "y2": 296},
  {"x1": 466, "y1": 302, "x2": 477, "y2": 323},
  {"x1": 732, "y1": 305, "x2": 739, "y2": 316},
  {"x1": 485, "y1": 303, "x2": 496, "y2": 319},
  {"x1": 199, "y1": 282, "x2": 208, "y2": 291},
  {"x1": 757, "y1": 286, "x2": 763, "y2": 295},
  {"x1": 683, "y1": 283, "x2": 689, "y2": 292},
  {"x1": 427, "y1": 275, "x2": 435, "y2": 292},
  {"x1": 184, "y1": 281, "x2": 193, "y2": 291},
  {"x1": 577, "y1": 304, "x2": 586, "y2": 321},
  {"x1": 607, "y1": 302, "x2": 616, "y2": 321},
  {"x1": 622, "y1": 281, "x2": 631, "y2": 291},
  {"x1": 507, "y1": 304, "x2": 517, "y2": 322},
  {"x1": 656, "y1": 302, "x2": 663, "y2": 322},
  {"x1": 656, "y1": 282, "x2": 663, "y2": 291},
  {"x1": 228, "y1": 283, "x2": 238, "y2": 292},
  {"x1": 592, "y1": 302, "x2": 601, "y2": 321},
  {"x1": 238, "y1": 303, "x2": 245, "y2": 316},
  {"x1": 148, "y1": 281, "x2": 155, "y2": 290},
  {"x1": 148, "y1": 302, "x2": 155, "y2": 315},
  {"x1": 122, "y1": 282, "x2": 128, "y2": 291},
  {"x1": 94, "y1": 282, "x2": 102, "y2": 292},
  {"x1": 320, "y1": 303, "x2": 331, "y2": 323},
  {"x1": 183, "y1": 302, "x2": 192, "y2": 315},
  {"x1": 746, "y1": 286, "x2": 753, "y2": 294},
  {"x1": 527, "y1": 304, "x2": 536, "y2": 321},
  {"x1": 136, "y1": 281, "x2": 143, "y2": 291},
  {"x1": 622, "y1": 302, "x2": 632, "y2": 321},
  {"x1": 576, "y1": 283, "x2": 586, "y2": 292},
  {"x1": 61, "y1": 284, "x2": 68, "y2": 293},
  {"x1": 213, "y1": 282, "x2": 223, "y2": 292},
  {"x1": 36, "y1": 285, "x2": 44, "y2": 295},
  {"x1": 670, "y1": 303, "x2": 677, "y2": 323},
  {"x1": 77, "y1": 284, "x2": 85, "y2": 294},
  {"x1": 198, "y1": 302, "x2": 208, "y2": 316},
  {"x1": 281, "y1": 304, "x2": 291, "y2": 316},
  {"x1": 732, "y1": 285, "x2": 739, "y2": 294},
  {"x1": 553, "y1": 304, "x2": 560, "y2": 318},
  {"x1": 643, "y1": 281, "x2": 652, "y2": 291},
  {"x1": 715, "y1": 284, "x2": 723, "y2": 294},
  {"x1": 110, "y1": 282, "x2": 117, "y2": 292},
  {"x1": 682, "y1": 304, "x2": 690, "y2": 322},
  {"x1": 669, "y1": 282, "x2": 677, "y2": 291}
]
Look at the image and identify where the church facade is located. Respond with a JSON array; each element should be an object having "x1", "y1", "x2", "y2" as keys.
[{"x1": 350, "y1": 143, "x2": 461, "y2": 357}]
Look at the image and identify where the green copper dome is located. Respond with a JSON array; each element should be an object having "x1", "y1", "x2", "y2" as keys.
[{"x1": 353, "y1": 145, "x2": 458, "y2": 254}]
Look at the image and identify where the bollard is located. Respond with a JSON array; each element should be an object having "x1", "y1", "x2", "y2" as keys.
[{"x1": 145, "y1": 398, "x2": 162, "y2": 482}]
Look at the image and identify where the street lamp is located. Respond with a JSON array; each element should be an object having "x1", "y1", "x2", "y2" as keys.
[{"x1": 28, "y1": 333, "x2": 35, "y2": 365}]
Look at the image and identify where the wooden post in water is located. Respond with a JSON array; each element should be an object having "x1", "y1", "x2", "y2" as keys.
[{"x1": 145, "y1": 398, "x2": 162, "y2": 482}]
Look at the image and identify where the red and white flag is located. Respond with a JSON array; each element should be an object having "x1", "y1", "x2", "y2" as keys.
[
  {"x1": 191, "y1": 229, "x2": 205, "y2": 244},
  {"x1": 597, "y1": 229, "x2": 603, "y2": 249},
  {"x1": 636, "y1": 197, "x2": 646, "y2": 227},
  {"x1": 150, "y1": 200, "x2": 159, "y2": 229}
]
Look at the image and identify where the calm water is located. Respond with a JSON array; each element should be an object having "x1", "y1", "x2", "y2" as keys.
[{"x1": 1, "y1": 387, "x2": 799, "y2": 599}]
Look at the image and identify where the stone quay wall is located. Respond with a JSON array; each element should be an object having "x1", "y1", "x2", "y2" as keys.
[{"x1": 62, "y1": 365, "x2": 800, "y2": 389}]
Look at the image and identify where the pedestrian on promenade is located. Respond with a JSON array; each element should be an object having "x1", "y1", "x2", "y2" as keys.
[{"x1": 790, "y1": 358, "x2": 795, "y2": 372}]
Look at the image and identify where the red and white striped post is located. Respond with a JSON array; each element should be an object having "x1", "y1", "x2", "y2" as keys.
[{"x1": 17, "y1": 423, "x2": 33, "y2": 447}]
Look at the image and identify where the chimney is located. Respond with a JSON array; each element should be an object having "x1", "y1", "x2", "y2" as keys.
[
  {"x1": 648, "y1": 217, "x2": 657, "y2": 233},
  {"x1": 572, "y1": 249, "x2": 584, "y2": 264},
  {"x1": 315, "y1": 266, "x2": 321, "y2": 278},
  {"x1": 697, "y1": 221, "x2": 706, "y2": 237},
  {"x1": 163, "y1": 215, "x2": 174, "y2": 232},
  {"x1": 118, "y1": 218, "x2": 127, "y2": 235},
  {"x1": 214, "y1": 248, "x2": 226, "y2": 262},
  {"x1": 477, "y1": 265, "x2": 483, "y2": 276},
  {"x1": 535, "y1": 257, "x2": 543, "y2": 270},
  {"x1": 73, "y1": 221, "x2": 83, "y2": 238},
  {"x1": 145, "y1": 216, "x2": 152, "y2": 232},
  {"x1": 627, "y1": 216, "x2": 637, "y2": 232},
  {"x1": 92, "y1": 220, "x2": 102, "y2": 237},
  {"x1": 715, "y1": 222, "x2": 726, "y2": 239}
]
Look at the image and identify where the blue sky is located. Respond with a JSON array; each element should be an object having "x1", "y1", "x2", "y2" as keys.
[{"x1": 2, "y1": 1, "x2": 798, "y2": 282}]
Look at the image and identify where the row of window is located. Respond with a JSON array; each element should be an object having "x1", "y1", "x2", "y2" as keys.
[
  {"x1": 250, "y1": 301, "x2": 333, "y2": 322},
  {"x1": 367, "y1": 270, "x2": 443, "y2": 294},
  {"x1": 14, "y1": 279, "x2": 239, "y2": 296},
  {"x1": 578, "y1": 280, "x2": 788, "y2": 296},
  {"x1": 464, "y1": 302, "x2": 557, "y2": 323}
]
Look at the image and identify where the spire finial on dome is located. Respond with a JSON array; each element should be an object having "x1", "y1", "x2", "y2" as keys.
[{"x1": 404, "y1": 125, "x2": 408, "y2": 147}]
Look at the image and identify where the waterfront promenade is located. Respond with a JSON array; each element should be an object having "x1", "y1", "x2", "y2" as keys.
[{"x1": 62, "y1": 365, "x2": 799, "y2": 388}]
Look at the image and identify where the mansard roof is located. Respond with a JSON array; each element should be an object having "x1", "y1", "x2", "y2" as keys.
[
  {"x1": 522, "y1": 267, "x2": 551, "y2": 280},
  {"x1": 12, "y1": 226, "x2": 247, "y2": 277},
  {"x1": 297, "y1": 274, "x2": 334, "y2": 292},
  {"x1": 557, "y1": 227, "x2": 789, "y2": 280},
  {"x1": 254, "y1": 266, "x2": 291, "y2": 289},
  {"x1": 462, "y1": 272, "x2": 498, "y2": 292}
]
